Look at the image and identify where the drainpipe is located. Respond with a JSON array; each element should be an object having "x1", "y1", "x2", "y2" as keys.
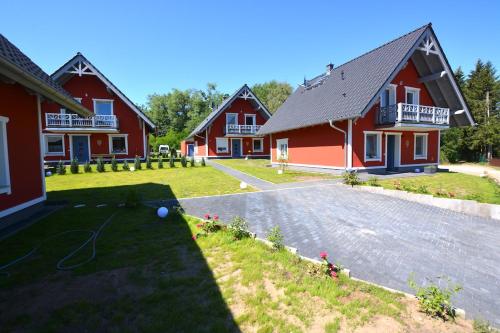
[{"x1": 329, "y1": 119, "x2": 352, "y2": 170}]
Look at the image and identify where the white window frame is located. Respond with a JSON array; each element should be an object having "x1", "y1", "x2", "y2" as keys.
[
  {"x1": 414, "y1": 133, "x2": 428, "y2": 160},
  {"x1": 364, "y1": 131, "x2": 383, "y2": 162},
  {"x1": 380, "y1": 84, "x2": 397, "y2": 107},
  {"x1": 44, "y1": 134, "x2": 65, "y2": 156},
  {"x1": 244, "y1": 114, "x2": 256, "y2": 126},
  {"x1": 225, "y1": 113, "x2": 238, "y2": 125},
  {"x1": 276, "y1": 138, "x2": 288, "y2": 159},
  {"x1": 0, "y1": 116, "x2": 11, "y2": 195},
  {"x1": 252, "y1": 138, "x2": 264, "y2": 152},
  {"x1": 108, "y1": 134, "x2": 128, "y2": 155},
  {"x1": 405, "y1": 87, "x2": 420, "y2": 105},
  {"x1": 93, "y1": 99, "x2": 114, "y2": 115},
  {"x1": 216, "y1": 137, "x2": 229, "y2": 153}
]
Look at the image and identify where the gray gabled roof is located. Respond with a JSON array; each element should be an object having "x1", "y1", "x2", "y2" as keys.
[
  {"x1": 0, "y1": 34, "x2": 91, "y2": 116},
  {"x1": 259, "y1": 23, "x2": 452, "y2": 135},
  {"x1": 51, "y1": 53, "x2": 155, "y2": 129},
  {"x1": 187, "y1": 84, "x2": 271, "y2": 139}
]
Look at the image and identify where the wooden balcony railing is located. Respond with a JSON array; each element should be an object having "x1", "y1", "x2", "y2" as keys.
[
  {"x1": 45, "y1": 113, "x2": 118, "y2": 129},
  {"x1": 377, "y1": 103, "x2": 450, "y2": 125},
  {"x1": 225, "y1": 124, "x2": 262, "y2": 135}
]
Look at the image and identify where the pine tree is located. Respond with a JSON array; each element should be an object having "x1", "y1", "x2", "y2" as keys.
[
  {"x1": 84, "y1": 161, "x2": 92, "y2": 173},
  {"x1": 146, "y1": 156, "x2": 153, "y2": 169},
  {"x1": 158, "y1": 155, "x2": 164, "y2": 169},
  {"x1": 70, "y1": 158, "x2": 79, "y2": 174},
  {"x1": 169, "y1": 155, "x2": 175, "y2": 168},
  {"x1": 123, "y1": 160, "x2": 130, "y2": 171},
  {"x1": 56, "y1": 160, "x2": 66, "y2": 175},
  {"x1": 111, "y1": 156, "x2": 118, "y2": 172},
  {"x1": 134, "y1": 156, "x2": 142, "y2": 170},
  {"x1": 96, "y1": 157, "x2": 105, "y2": 172}
]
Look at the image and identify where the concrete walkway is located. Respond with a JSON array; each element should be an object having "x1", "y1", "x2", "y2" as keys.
[{"x1": 208, "y1": 160, "x2": 276, "y2": 190}]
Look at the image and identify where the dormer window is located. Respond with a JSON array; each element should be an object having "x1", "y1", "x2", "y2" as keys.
[
  {"x1": 226, "y1": 113, "x2": 237, "y2": 125},
  {"x1": 93, "y1": 99, "x2": 113, "y2": 115},
  {"x1": 245, "y1": 114, "x2": 256, "y2": 126}
]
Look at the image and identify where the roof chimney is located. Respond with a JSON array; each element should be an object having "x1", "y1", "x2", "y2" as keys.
[{"x1": 326, "y1": 63, "x2": 334, "y2": 75}]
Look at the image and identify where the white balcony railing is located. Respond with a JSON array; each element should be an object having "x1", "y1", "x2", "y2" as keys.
[
  {"x1": 225, "y1": 124, "x2": 262, "y2": 135},
  {"x1": 45, "y1": 113, "x2": 118, "y2": 129},
  {"x1": 378, "y1": 103, "x2": 450, "y2": 125}
]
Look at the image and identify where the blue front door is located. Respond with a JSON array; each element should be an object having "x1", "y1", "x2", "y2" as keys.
[
  {"x1": 231, "y1": 139, "x2": 241, "y2": 157},
  {"x1": 387, "y1": 135, "x2": 395, "y2": 170},
  {"x1": 187, "y1": 144, "x2": 194, "y2": 157},
  {"x1": 72, "y1": 136, "x2": 89, "y2": 162}
]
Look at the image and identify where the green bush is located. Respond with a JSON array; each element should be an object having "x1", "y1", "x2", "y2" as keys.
[
  {"x1": 134, "y1": 156, "x2": 142, "y2": 170},
  {"x1": 146, "y1": 156, "x2": 153, "y2": 169},
  {"x1": 180, "y1": 155, "x2": 187, "y2": 168},
  {"x1": 267, "y1": 226, "x2": 284, "y2": 251},
  {"x1": 367, "y1": 176, "x2": 379, "y2": 186},
  {"x1": 416, "y1": 184, "x2": 429, "y2": 194},
  {"x1": 111, "y1": 156, "x2": 118, "y2": 172},
  {"x1": 70, "y1": 158, "x2": 79, "y2": 174},
  {"x1": 96, "y1": 157, "x2": 105, "y2": 173},
  {"x1": 342, "y1": 170, "x2": 360, "y2": 187},
  {"x1": 122, "y1": 160, "x2": 130, "y2": 171},
  {"x1": 408, "y1": 274, "x2": 462, "y2": 321},
  {"x1": 56, "y1": 160, "x2": 66, "y2": 175},
  {"x1": 189, "y1": 156, "x2": 195, "y2": 167},
  {"x1": 169, "y1": 155, "x2": 175, "y2": 168},
  {"x1": 83, "y1": 161, "x2": 92, "y2": 173},
  {"x1": 228, "y1": 216, "x2": 251, "y2": 240},
  {"x1": 158, "y1": 155, "x2": 164, "y2": 169},
  {"x1": 201, "y1": 157, "x2": 206, "y2": 167}
]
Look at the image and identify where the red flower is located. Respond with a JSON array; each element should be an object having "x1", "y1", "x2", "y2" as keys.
[
  {"x1": 204, "y1": 214, "x2": 210, "y2": 220},
  {"x1": 330, "y1": 271, "x2": 338, "y2": 278},
  {"x1": 320, "y1": 251, "x2": 328, "y2": 259},
  {"x1": 192, "y1": 235, "x2": 197, "y2": 240},
  {"x1": 213, "y1": 214, "x2": 219, "y2": 221}
]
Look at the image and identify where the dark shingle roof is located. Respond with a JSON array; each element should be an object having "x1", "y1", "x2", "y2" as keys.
[
  {"x1": 0, "y1": 34, "x2": 90, "y2": 115},
  {"x1": 258, "y1": 24, "x2": 430, "y2": 135}
]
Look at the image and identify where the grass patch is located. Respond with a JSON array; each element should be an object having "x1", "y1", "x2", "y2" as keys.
[
  {"x1": 214, "y1": 159, "x2": 334, "y2": 184},
  {"x1": 375, "y1": 172, "x2": 500, "y2": 204},
  {"x1": 46, "y1": 164, "x2": 253, "y2": 204}
]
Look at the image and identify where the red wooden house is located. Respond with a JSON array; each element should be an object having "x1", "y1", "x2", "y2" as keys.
[
  {"x1": 0, "y1": 34, "x2": 90, "y2": 221},
  {"x1": 258, "y1": 24, "x2": 474, "y2": 171},
  {"x1": 41, "y1": 53, "x2": 155, "y2": 163},
  {"x1": 181, "y1": 85, "x2": 272, "y2": 159}
]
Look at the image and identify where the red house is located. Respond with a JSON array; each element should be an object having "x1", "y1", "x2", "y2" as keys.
[
  {"x1": 0, "y1": 34, "x2": 90, "y2": 221},
  {"x1": 258, "y1": 24, "x2": 474, "y2": 171},
  {"x1": 41, "y1": 53, "x2": 155, "y2": 163},
  {"x1": 181, "y1": 85, "x2": 271, "y2": 159}
]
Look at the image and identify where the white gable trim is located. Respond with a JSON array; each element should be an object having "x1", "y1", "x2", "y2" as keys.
[{"x1": 52, "y1": 55, "x2": 155, "y2": 129}]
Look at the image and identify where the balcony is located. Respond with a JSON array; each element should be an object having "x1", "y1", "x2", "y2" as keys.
[
  {"x1": 45, "y1": 113, "x2": 118, "y2": 131},
  {"x1": 377, "y1": 103, "x2": 450, "y2": 127},
  {"x1": 224, "y1": 124, "x2": 262, "y2": 135}
]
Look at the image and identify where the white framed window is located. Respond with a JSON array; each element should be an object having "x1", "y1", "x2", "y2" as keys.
[
  {"x1": 225, "y1": 113, "x2": 238, "y2": 125},
  {"x1": 276, "y1": 138, "x2": 288, "y2": 159},
  {"x1": 93, "y1": 99, "x2": 114, "y2": 115},
  {"x1": 252, "y1": 138, "x2": 263, "y2": 152},
  {"x1": 405, "y1": 87, "x2": 420, "y2": 105},
  {"x1": 108, "y1": 134, "x2": 128, "y2": 154},
  {"x1": 44, "y1": 134, "x2": 65, "y2": 155},
  {"x1": 0, "y1": 116, "x2": 11, "y2": 195},
  {"x1": 364, "y1": 131, "x2": 382, "y2": 162},
  {"x1": 216, "y1": 138, "x2": 229, "y2": 153},
  {"x1": 380, "y1": 84, "x2": 397, "y2": 107},
  {"x1": 245, "y1": 114, "x2": 256, "y2": 126},
  {"x1": 414, "y1": 133, "x2": 428, "y2": 159}
]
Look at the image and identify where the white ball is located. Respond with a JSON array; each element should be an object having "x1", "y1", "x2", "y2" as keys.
[
  {"x1": 277, "y1": 169, "x2": 283, "y2": 175},
  {"x1": 240, "y1": 181, "x2": 247, "y2": 189},
  {"x1": 157, "y1": 207, "x2": 168, "y2": 218},
  {"x1": 130, "y1": 167, "x2": 135, "y2": 172},
  {"x1": 46, "y1": 171, "x2": 52, "y2": 177}
]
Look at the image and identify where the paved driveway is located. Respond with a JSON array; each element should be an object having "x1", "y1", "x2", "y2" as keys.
[{"x1": 175, "y1": 183, "x2": 500, "y2": 325}]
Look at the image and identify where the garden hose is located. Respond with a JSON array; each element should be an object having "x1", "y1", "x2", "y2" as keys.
[{"x1": 0, "y1": 211, "x2": 118, "y2": 277}]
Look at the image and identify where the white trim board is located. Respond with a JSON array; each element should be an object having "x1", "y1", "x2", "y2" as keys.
[
  {"x1": 43, "y1": 134, "x2": 65, "y2": 156},
  {"x1": 0, "y1": 196, "x2": 45, "y2": 219},
  {"x1": 0, "y1": 116, "x2": 11, "y2": 195}
]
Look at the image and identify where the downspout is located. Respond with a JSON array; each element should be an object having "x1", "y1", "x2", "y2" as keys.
[
  {"x1": 328, "y1": 119, "x2": 351, "y2": 170},
  {"x1": 37, "y1": 95, "x2": 47, "y2": 200}
]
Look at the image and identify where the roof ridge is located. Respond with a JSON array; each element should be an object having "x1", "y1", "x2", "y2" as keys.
[{"x1": 334, "y1": 23, "x2": 430, "y2": 71}]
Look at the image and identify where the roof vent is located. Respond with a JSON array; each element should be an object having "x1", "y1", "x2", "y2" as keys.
[
  {"x1": 341, "y1": 70, "x2": 345, "y2": 80},
  {"x1": 326, "y1": 63, "x2": 334, "y2": 75}
]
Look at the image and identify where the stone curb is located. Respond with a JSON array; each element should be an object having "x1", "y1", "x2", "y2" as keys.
[{"x1": 343, "y1": 183, "x2": 500, "y2": 221}]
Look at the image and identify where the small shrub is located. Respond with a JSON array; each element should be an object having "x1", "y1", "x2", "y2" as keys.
[
  {"x1": 416, "y1": 184, "x2": 429, "y2": 194},
  {"x1": 96, "y1": 157, "x2": 105, "y2": 173},
  {"x1": 267, "y1": 226, "x2": 284, "y2": 251},
  {"x1": 228, "y1": 216, "x2": 250, "y2": 240},
  {"x1": 201, "y1": 157, "x2": 206, "y2": 167},
  {"x1": 122, "y1": 160, "x2": 130, "y2": 171},
  {"x1": 158, "y1": 156, "x2": 164, "y2": 169},
  {"x1": 342, "y1": 170, "x2": 360, "y2": 187},
  {"x1": 146, "y1": 156, "x2": 153, "y2": 169},
  {"x1": 124, "y1": 189, "x2": 141, "y2": 208},
  {"x1": 367, "y1": 176, "x2": 379, "y2": 187},
  {"x1": 401, "y1": 182, "x2": 415, "y2": 192},
  {"x1": 169, "y1": 155, "x2": 175, "y2": 168},
  {"x1": 134, "y1": 156, "x2": 142, "y2": 170},
  {"x1": 408, "y1": 274, "x2": 462, "y2": 321},
  {"x1": 111, "y1": 156, "x2": 118, "y2": 172},
  {"x1": 189, "y1": 156, "x2": 195, "y2": 167},
  {"x1": 83, "y1": 161, "x2": 92, "y2": 173},
  {"x1": 56, "y1": 160, "x2": 66, "y2": 175},
  {"x1": 180, "y1": 155, "x2": 187, "y2": 168},
  {"x1": 70, "y1": 158, "x2": 79, "y2": 174},
  {"x1": 194, "y1": 214, "x2": 222, "y2": 238},
  {"x1": 320, "y1": 251, "x2": 340, "y2": 279}
]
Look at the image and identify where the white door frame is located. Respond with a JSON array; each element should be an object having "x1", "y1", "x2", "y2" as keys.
[
  {"x1": 69, "y1": 134, "x2": 91, "y2": 162},
  {"x1": 384, "y1": 132, "x2": 401, "y2": 168},
  {"x1": 230, "y1": 138, "x2": 243, "y2": 157}
]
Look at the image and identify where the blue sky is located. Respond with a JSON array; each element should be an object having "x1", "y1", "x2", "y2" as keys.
[{"x1": 2, "y1": 0, "x2": 498, "y2": 105}]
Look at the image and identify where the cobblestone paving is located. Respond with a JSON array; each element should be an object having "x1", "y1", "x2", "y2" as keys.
[{"x1": 176, "y1": 184, "x2": 500, "y2": 326}]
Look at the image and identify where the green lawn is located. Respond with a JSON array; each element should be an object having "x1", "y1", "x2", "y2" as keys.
[
  {"x1": 214, "y1": 159, "x2": 335, "y2": 184},
  {"x1": 46, "y1": 163, "x2": 253, "y2": 204},
  {"x1": 375, "y1": 172, "x2": 500, "y2": 204}
]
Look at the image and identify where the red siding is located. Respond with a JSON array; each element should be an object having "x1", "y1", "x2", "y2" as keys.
[{"x1": 0, "y1": 83, "x2": 44, "y2": 214}]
